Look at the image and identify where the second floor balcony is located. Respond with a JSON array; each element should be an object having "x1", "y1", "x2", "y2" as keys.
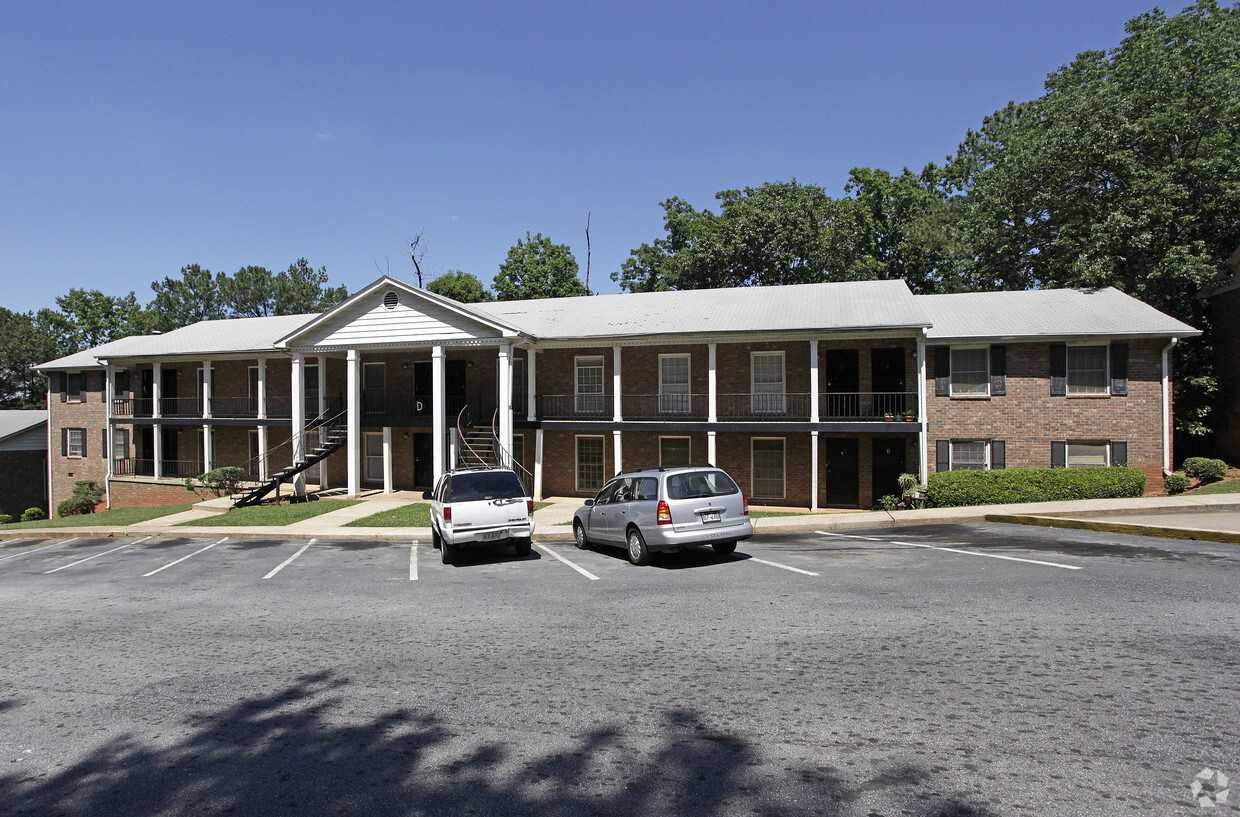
[{"x1": 538, "y1": 392, "x2": 919, "y2": 422}]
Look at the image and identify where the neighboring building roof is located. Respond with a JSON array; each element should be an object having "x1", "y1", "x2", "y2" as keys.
[
  {"x1": 920, "y1": 287, "x2": 1200, "y2": 342},
  {"x1": 37, "y1": 313, "x2": 317, "y2": 370},
  {"x1": 0, "y1": 410, "x2": 46, "y2": 445},
  {"x1": 474, "y1": 279, "x2": 931, "y2": 340}
]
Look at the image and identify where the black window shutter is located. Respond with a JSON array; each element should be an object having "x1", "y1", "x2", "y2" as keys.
[
  {"x1": 990, "y1": 345, "x2": 1006, "y2": 396},
  {"x1": 1050, "y1": 344, "x2": 1067, "y2": 396},
  {"x1": 1110, "y1": 440, "x2": 1128, "y2": 467},
  {"x1": 1110, "y1": 343, "x2": 1128, "y2": 396},
  {"x1": 61, "y1": 427, "x2": 68, "y2": 457},
  {"x1": 101, "y1": 428, "x2": 107, "y2": 458},
  {"x1": 934, "y1": 347, "x2": 950, "y2": 397},
  {"x1": 991, "y1": 440, "x2": 1006, "y2": 470},
  {"x1": 1051, "y1": 441, "x2": 1066, "y2": 468},
  {"x1": 81, "y1": 428, "x2": 87, "y2": 458},
  {"x1": 100, "y1": 371, "x2": 107, "y2": 402},
  {"x1": 59, "y1": 372, "x2": 67, "y2": 403},
  {"x1": 936, "y1": 440, "x2": 950, "y2": 472}
]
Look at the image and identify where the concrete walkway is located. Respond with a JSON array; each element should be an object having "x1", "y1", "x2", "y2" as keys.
[{"x1": 5, "y1": 492, "x2": 1240, "y2": 544}]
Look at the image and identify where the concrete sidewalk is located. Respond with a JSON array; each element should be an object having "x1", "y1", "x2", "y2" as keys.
[{"x1": 5, "y1": 491, "x2": 1240, "y2": 544}]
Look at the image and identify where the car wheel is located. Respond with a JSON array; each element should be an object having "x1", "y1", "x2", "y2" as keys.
[
  {"x1": 626, "y1": 527, "x2": 651, "y2": 566},
  {"x1": 441, "y1": 538, "x2": 455, "y2": 565},
  {"x1": 513, "y1": 537, "x2": 532, "y2": 557},
  {"x1": 712, "y1": 540, "x2": 737, "y2": 556},
  {"x1": 573, "y1": 521, "x2": 589, "y2": 550},
  {"x1": 431, "y1": 526, "x2": 442, "y2": 550}
]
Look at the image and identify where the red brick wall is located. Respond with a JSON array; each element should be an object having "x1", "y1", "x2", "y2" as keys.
[
  {"x1": 925, "y1": 339, "x2": 1167, "y2": 493},
  {"x1": 48, "y1": 371, "x2": 108, "y2": 515},
  {"x1": 0, "y1": 450, "x2": 48, "y2": 517},
  {"x1": 110, "y1": 478, "x2": 200, "y2": 508}
]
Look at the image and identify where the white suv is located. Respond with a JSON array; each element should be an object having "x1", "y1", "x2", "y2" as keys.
[{"x1": 425, "y1": 467, "x2": 535, "y2": 565}]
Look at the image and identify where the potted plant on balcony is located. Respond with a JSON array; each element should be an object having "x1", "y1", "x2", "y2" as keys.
[
  {"x1": 884, "y1": 412, "x2": 894, "y2": 422},
  {"x1": 904, "y1": 411, "x2": 917, "y2": 422}
]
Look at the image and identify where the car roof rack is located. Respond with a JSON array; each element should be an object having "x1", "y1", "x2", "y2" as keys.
[{"x1": 613, "y1": 463, "x2": 715, "y2": 477}]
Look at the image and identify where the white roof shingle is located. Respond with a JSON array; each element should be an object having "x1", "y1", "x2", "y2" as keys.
[{"x1": 0, "y1": 410, "x2": 45, "y2": 443}]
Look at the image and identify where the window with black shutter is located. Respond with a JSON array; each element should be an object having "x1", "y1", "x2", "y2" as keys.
[
  {"x1": 990, "y1": 346, "x2": 1006, "y2": 396},
  {"x1": 1049, "y1": 345, "x2": 1067, "y2": 396},
  {"x1": 1110, "y1": 343, "x2": 1128, "y2": 396}
]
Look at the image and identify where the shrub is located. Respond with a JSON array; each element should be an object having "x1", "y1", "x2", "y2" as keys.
[
  {"x1": 21, "y1": 507, "x2": 45, "y2": 522},
  {"x1": 878, "y1": 494, "x2": 899, "y2": 511},
  {"x1": 1182, "y1": 457, "x2": 1227, "y2": 483},
  {"x1": 0, "y1": 514, "x2": 12, "y2": 525},
  {"x1": 1164, "y1": 473, "x2": 1191, "y2": 495},
  {"x1": 185, "y1": 467, "x2": 245, "y2": 498},
  {"x1": 57, "y1": 480, "x2": 105, "y2": 517},
  {"x1": 925, "y1": 467, "x2": 1146, "y2": 508}
]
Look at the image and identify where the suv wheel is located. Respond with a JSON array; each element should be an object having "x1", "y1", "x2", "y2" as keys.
[
  {"x1": 573, "y1": 521, "x2": 589, "y2": 550},
  {"x1": 431, "y1": 527, "x2": 442, "y2": 550},
  {"x1": 441, "y1": 537, "x2": 455, "y2": 565},
  {"x1": 627, "y1": 527, "x2": 652, "y2": 566},
  {"x1": 712, "y1": 540, "x2": 737, "y2": 556},
  {"x1": 513, "y1": 537, "x2": 532, "y2": 557}
]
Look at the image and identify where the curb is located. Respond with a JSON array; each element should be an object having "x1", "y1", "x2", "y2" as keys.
[{"x1": 984, "y1": 513, "x2": 1240, "y2": 545}]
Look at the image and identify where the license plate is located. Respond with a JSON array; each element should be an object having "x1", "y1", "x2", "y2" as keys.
[
  {"x1": 700, "y1": 511, "x2": 721, "y2": 523},
  {"x1": 479, "y1": 529, "x2": 508, "y2": 541}
]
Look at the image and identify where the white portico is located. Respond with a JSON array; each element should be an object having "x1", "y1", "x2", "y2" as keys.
[{"x1": 275, "y1": 277, "x2": 525, "y2": 498}]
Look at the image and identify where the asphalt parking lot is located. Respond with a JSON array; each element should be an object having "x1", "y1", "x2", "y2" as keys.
[{"x1": 1, "y1": 524, "x2": 1237, "y2": 816}]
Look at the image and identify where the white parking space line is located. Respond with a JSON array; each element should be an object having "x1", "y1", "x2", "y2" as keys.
[
  {"x1": 409, "y1": 542, "x2": 418, "y2": 581},
  {"x1": 263, "y1": 540, "x2": 315, "y2": 580},
  {"x1": 44, "y1": 536, "x2": 152, "y2": 574},
  {"x1": 815, "y1": 531, "x2": 1082, "y2": 570},
  {"x1": 143, "y1": 538, "x2": 228, "y2": 577},
  {"x1": 534, "y1": 543, "x2": 600, "y2": 581},
  {"x1": 0, "y1": 541, "x2": 61, "y2": 564},
  {"x1": 747, "y1": 557, "x2": 820, "y2": 577}
]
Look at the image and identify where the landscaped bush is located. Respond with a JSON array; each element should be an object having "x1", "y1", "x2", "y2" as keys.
[
  {"x1": 1182, "y1": 457, "x2": 1227, "y2": 483},
  {"x1": 185, "y1": 466, "x2": 245, "y2": 498},
  {"x1": 56, "y1": 480, "x2": 105, "y2": 517},
  {"x1": 926, "y1": 467, "x2": 1146, "y2": 508},
  {"x1": 20, "y1": 507, "x2": 45, "y2": 522},
  {"x1": 0, "y1": 514, "x2": 12, "y2": 525},
  {"x1": 1164, "y1": 473, "x2": 1191, "y2": 495}
]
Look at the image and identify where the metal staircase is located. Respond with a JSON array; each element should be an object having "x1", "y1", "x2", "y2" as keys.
[
  {"x1": 232, "y1": 412, "x2": 348, "y2": 508},
  {"x1": 454, "y1": 407, "x2": 533, "y2": 492}
]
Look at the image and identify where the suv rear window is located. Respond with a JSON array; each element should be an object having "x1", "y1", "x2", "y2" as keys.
[
  {"x1": 665, "y1": 470, "x2": 739, "y2": 500},
  {"x1": 449, "y1": 471, "x2": 526, "y2": 502}
]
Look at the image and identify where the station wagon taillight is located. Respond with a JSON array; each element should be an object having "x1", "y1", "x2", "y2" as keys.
[
  {"x1": 443, "y1": 505, "x2": 452, "y2": 522},
  {"x1": 743, "y1": 495, "x2": 749, "y2": 516},
  {"x1": 657, "y1": 500, "x2": 672, "y2": 525}
]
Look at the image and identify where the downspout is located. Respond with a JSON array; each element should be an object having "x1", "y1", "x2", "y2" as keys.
[
  {"x1": 45, "y1": 375, "x2": 53, "y2": 516},
  {"x1": 1162, "y1": 337, "x2": 1179, "y2": 474}
]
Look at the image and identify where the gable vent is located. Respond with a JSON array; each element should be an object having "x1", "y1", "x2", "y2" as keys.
[{"x1": 383, "y1": 291, "x2": 399, "y2": 310}]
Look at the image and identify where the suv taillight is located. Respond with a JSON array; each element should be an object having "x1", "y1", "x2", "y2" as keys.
[
  {"x1": 743, "y1": 494, "x2": 749, "y2": 516},
  {"x1": 443, "y1": 505, "x2": 452, "y2": 522},
  {"x1": 657, "y1": 500, "x2": 672, "y2": 525},
  {"x1": 526, "y1": 499, "x2": 534, "y2": 515}
]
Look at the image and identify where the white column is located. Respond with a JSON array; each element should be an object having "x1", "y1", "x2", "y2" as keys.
[
  {"x1": 347, "y1": 350, "x2": 361, "y2": 496},
  {"x1": 613, "y1": 430, "x2": 622, "y2": 476},
  {"x1": 256, "y1": 358, "x2": 267, "y2": 420},
  {"x1": 152, "y1": 363, "x2": 162, "y2": 419},
  {"x1": 203, "y1": 425, "x2": 213, "y2": 472},
  {"x1": 382, "y1": 426, "x2": 393, "y2": 494},
  {"x1": 809, "y1": 340, "x2": 819, "y2": 423},
  {"x1": 257, "y1": 425, "x2": 268, "y2": 481},
  {"x1": 708, "y1": 430, "x2": 717, "y2": 466},
  {"x1": 153, "y1": 424, "x2": 163, "y2": 480},
  {"x1": 317, "y1": 356, "x2": 328, "y2": 489},
  {"x1": 708, "y1": 343, "x2": 718, "y2": 423},
  {"x1": 202, "y1": 361, "x2": 212, "y2": 419},
  {"x1": 526, "y1": 349, "x2": 537, "y2": 421},
  {"x1": 498, "y1": 343, "x2": 513, "y2": 459},
  {"x1": 432, "y1": 345, "x2": 445, "y2": 485},
  {"x1": 152, "y1": 363, "x2": 162, "y2": 479},
  {"x1": 534, "y1": 428, "x2": 544, "y2": 500},
  {"x1": 291, "y1": 351, "x2": 306, "y2": 497},
  {"x1": 612, "y1": 346, "x2": 622, "y2": 422},
  {"x1": 917, "y1": 332, "x2": 928, "y2": 485},
  {"x1": 105, "y1": 364, "x2": 115, "y2": 480},
  {"x1": 255, "y1": 357, "x2": 268, "y2": 481},
  {"x1": 810, "y1": 431, "x2": 819, "y2": 511}
]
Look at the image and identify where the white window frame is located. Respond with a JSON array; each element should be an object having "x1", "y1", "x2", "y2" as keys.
[
  {"x1": 112, "y1": 427, "x2": 130, "y2": 461},
  {"x1": 362, "y1": 362, "x2": 386, "y2": 393},
  {"x1": 658, "y1": 354, "x2": 692, "y2": 414},
  {"x1": 751, "y1": 437, "x2": 786, "y2": 500},
  {"x1": 949, "y1": 440, "x2": 989, "y2": 471},
  {"x1": 575, "y1": 435, "x2": 606, "y2": 492},
  {"x1": 1067, "y1": 440, "x2": 1110, "y2": 468},
  {"x1": 751, "y1": 351, "x2": 786, "y2": 414},
  {"x1": 248, "y1": 430, "x2": 260, "y2": 475},
  {"x1": 659, "y1": 436, "x2": 692, "y2": 467},
  {"x1": 66, "y1": 428, "x2": 85, "y2": 458},
  {"x1": 363, "y1": 431, "x2": 384, "y2": 483},
  {"x1": 1066, "y1": 342, "x2": 1110, "y2": 396},
  {"x1": 950, "y1": 347, "x2": 990, "y2": 397},
  {"x1": 66, "y1": 372, "x2": 85, "y2": 404},
  {"x1": 574, "y1": 356, "x2": 606, "y2": 415}
]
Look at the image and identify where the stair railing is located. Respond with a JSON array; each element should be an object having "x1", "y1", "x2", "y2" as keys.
[
  {"x1": 230, "y1": 406, "x2": 349, "y2": 504},
  {"x1": 490, "y1": 409, "x2": 534, "y2": 491}
]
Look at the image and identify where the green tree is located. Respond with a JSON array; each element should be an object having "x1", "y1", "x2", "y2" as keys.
[
  {"x1": 0, "y1": 307, "x2": 73, "y2": 407},
  {"x1": 54, "y1": 288, "x2": 151, "y2": 348},
  {"x1": 220, "y1": 266, "x2": 278, "y2": 317},
  {"x1": 148, "y1": 264, "x2": 228, "y2": 331},
  {"x1": 427, "y1": 270, "x2": 494, "y2": 303},
  {"x1": 273, "y1": 258, "x2": 349, "y2": 314},
  {"x1": 494, "y1": 233, "x2": 588, "y2": 300}
]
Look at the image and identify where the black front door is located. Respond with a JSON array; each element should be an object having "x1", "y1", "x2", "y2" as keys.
[
  {"x1": 446, "y1": 360, "x2": 469, "y2": 421},
  {"x1": 871, "y1": 438, "x2": 906, "y2": 508},
  {"x1": 413, "y1": 433, "x2": 433, "y2": 488},
  {"x1": 139, "y1": 427, "x2": 154, "y2": 475},
  {"x1": 139, "y1": 369, "x2": 154, "y2": 417},
  {"x1": 824, "y1": 438, "x2": 859, "y2": 508},
  {"x1": 413, "y1": 362, "x2": 432, "y2": 416},
  {"x1": 161, "y1": 428, "x2": 179, "y2": 476},
  {"x1": 871, "y1": 347, "x2": 906, "y2": 416},
  {"x1": 823, "y1": 349, "x2": 859, "y2": 418}
]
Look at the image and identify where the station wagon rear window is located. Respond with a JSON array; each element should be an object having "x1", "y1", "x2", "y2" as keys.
[
  {"x1": 666, "y1": 471, "x2": 739, "y2": 500},
  {"x1": 449, "y1": 471, "x2": 526, "y2": 502}
]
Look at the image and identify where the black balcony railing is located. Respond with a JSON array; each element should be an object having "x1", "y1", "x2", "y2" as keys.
[
  {"x1": 535, "y1": 391, "x2": 919, "y2": 422},
  {"x1": 717, "y1": 393, "x2": 813, "y2": 421},
  {"x1": 820, "y1": 391, "x2": 918, "y2": 420},
  {"x1": 539, "y1": 394, "x2": 613, "y2": 419},
  {"x1": 620, "y1": 393, "x2": 709, "y2": 420},
  {"x1": 114, "y1": 458, "x2": 204, "y2": 478},
  {"x1": 360, "y1": 394, "x2": 476, "y2": 425}
]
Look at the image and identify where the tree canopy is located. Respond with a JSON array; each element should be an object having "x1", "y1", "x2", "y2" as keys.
[
  {"x1": 494, "y1": 233, "x2": 588, "y2": 300},
  {"x1": 427, "y1": 270, "x2": 494, "y2": 303}
]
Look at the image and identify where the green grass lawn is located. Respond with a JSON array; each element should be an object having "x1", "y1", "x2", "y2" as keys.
[
  {"x1": 748, "y1": 510, "x2": 811, "y2": 519},
  {"x1": 1186, "y1": 478, "x2": 1240, "y2": 495},
  {"x1": 180, "y1": 499, "x2": 359, "y2": 527},
  {"x1": 0, "y1": 502, "x2": 198, "y2": 530},
  {"x1": 344, "y1": 503, "x2": 433, "y2": 528}
]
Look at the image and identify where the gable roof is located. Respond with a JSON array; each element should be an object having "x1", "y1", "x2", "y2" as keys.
[
  {"x1": 920, "y1": 287, "x2": 1200, "y2": 342},
  {"x1": 0, "y1": 410, "x2": 45, "y2": 443},
  {"x1": 474, "y1": 279, "x2": 931, "y2": 340}
]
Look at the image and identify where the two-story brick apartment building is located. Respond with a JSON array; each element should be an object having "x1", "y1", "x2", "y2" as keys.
[{"x1": 37, "y1": 276, "x2": 1198, "y2": 514}]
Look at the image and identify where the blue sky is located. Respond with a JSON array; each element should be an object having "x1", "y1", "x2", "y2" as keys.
[{"x1": 2, "y1": 0, "x2": 1164, "y2": 313}]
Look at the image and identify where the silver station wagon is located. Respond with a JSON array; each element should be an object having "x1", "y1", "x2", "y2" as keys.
[{"x1": 572, "y1": 465, "x2": 753, "y2": 565}]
